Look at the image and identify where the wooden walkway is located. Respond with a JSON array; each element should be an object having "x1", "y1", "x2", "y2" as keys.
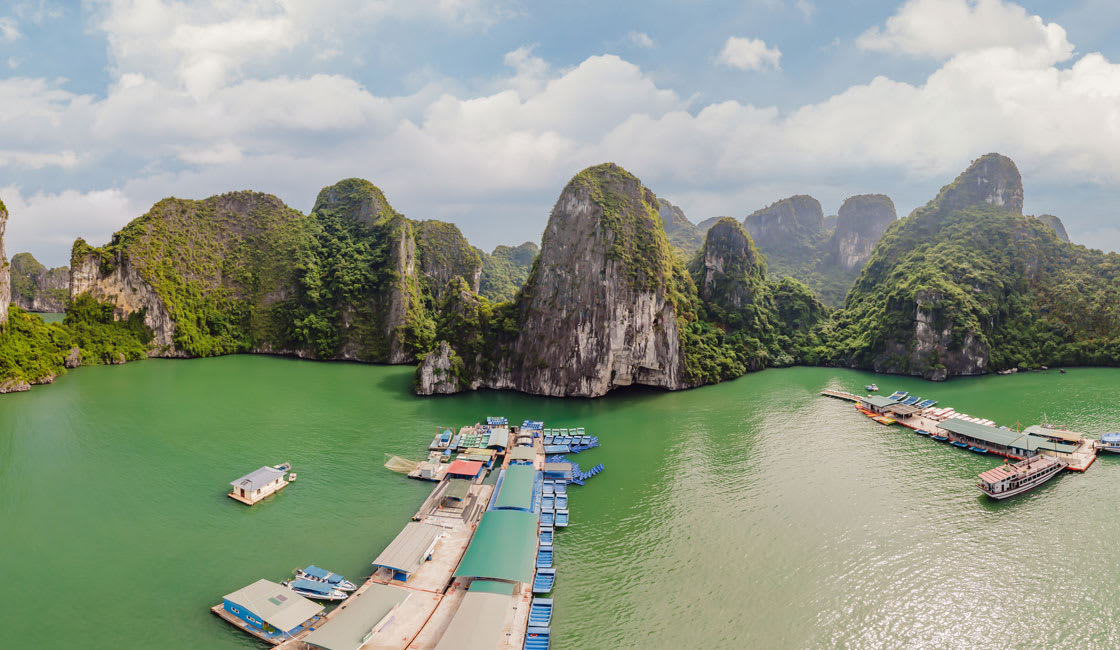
[{"x1": 820, "y1": 389, "x2": 864, "y2": 402}]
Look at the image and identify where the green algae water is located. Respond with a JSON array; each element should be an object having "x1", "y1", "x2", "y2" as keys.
[{"x1": 3, "y1": 357, "x2": 1120, "y2": 649}]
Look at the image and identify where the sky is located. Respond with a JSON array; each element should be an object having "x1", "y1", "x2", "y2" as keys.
[{"x1": 2, "y1": 0, "x2": 1120, "y2": 267}]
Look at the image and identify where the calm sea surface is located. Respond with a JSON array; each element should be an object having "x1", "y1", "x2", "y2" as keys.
[{"x1": 2, "y1": 357, "x2": 1119, "y2": 649}]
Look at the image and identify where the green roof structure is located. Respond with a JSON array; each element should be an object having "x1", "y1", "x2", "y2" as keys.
[
  {"x1": 454, "y1": 510, "x2": 538, "y2": 584},
  {"x1": 938, "y1": 419, "x2": 1079, "y2": 453},
  {"x1": 493, "y1": 465, "x2": 536, "y2": 511},
  {"x1": 508, "y1": 446, "x2": 536, "y2": 462},
  {"x1": 443, "y1": 479, "x2": 471, "y2": 502},
  {"x1": 468, "y1": 579, "x2": 516, "y2": 596}
]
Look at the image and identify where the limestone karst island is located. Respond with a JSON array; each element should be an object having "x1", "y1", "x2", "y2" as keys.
[{"x1": 3, "y1": 2, "x2": 1120, "y2": 649}]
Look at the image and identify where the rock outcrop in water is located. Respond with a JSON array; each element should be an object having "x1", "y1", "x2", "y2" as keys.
[
  {"x1": 0, "y1": 200, "x2": 9, "y2": 326},
  {"x1": 419, "y1": 164, "x2": 690, "y2": 397},
  {"x1": 10, "y1": 253, "x2": 69, "y2": 312}
]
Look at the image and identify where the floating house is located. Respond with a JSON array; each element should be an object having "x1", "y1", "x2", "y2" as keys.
[
  {"x1": 445, "y1": 459, "x2": 485, "y2": 480},
  {"x1": 938, "y1": 419, "x2": 1079, "y2": 459},
  {"x1": 859, "y1": 395, "x2": 900, "y2": 414},
  {"x1": 458, "y1": 447, "x2": 497, "y2": 467},
  {"x1": 542, "y1": 462, "x2": 573, "y2": 482},
  {"x1": 485, "y1": 426, "x2": 510, "y2": 450},
  {"x1": 372, "y1": 521, "x2": 443, "y2": 582},
  {"x1": 217, "y1": 579, "x2": 324, "y2": 643},
  {"x1": 303, "y1": 583, "x2": 410, "y2": 650},
  {"x1": 508, "y1": 446, "x2": 537, "y2": 465},
  {"x1": 228, "y1": 466, "x2": 288, "y2": 505}
]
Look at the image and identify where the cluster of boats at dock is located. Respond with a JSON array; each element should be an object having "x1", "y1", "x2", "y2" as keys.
[
  {"x1": 212, "y1": 416, "x2": 603, "y2": 650},
  {"x1": 824, "y1": 386, "x2": 1119, "y2": 501}
]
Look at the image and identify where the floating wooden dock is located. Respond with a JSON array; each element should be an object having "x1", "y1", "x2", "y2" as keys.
[{"x1": 820, "y1": 389, "x2": 864, "y2": 402}]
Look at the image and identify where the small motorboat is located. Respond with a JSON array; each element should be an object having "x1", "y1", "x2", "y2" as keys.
[
  {"x1": 295, "y1": 565, "x2": 357, "y2": 591},
  {"x1": 288, "y1": 472, "x2": 297, "y2": 482},
  {"x1": 273, "y1": 462, "x2": 292, "y2": 472},
  {"x1": 283, "y1": 578, "x2": 349, "y2": 601},
  {"x1": 865, "y1": 384, "x2": 879, "y2": 392}
]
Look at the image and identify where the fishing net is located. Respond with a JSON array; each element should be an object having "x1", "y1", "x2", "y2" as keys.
[{"x1": 384, "y1": 454, "x2": 421, "y2": 474}]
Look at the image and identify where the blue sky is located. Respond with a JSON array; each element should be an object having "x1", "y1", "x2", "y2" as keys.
[{"x1": 2, "y1": 0, "x2": 1119, "y2": 266}]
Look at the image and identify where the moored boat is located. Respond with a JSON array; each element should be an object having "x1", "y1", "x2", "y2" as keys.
[
  {"x1": 865, "y1": 384, "x2": 879, "y2": 392},
  {"x1": 281, "y1": 578, "x2": 349, "y2": 601},
  {"x1": 977, "y1": 455, "x2": 1067, "y2": 499},
  {"x1": 273, "y1": 461, "x2": 292, "y2": 472},
  {"x1": 1095, "y1": 433, "x2": 1120, "y2": 453},
  {"x1": 294, "y1": 565, "x2": 357, "y2": 591}
]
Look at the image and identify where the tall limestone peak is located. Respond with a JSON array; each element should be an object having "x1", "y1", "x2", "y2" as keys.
[
  {"x1": 932, "y1": 153, "x2": 1023, "y2": 214},
  {"x1": 690, "y1": 217, "x2": 766, "y2": 313},
  {"x1": 312, "y1": 178, "x2": 398, "y2": 226},
  {"x1": 0, "y1": 198, "x2": 8, "y2": 325},
  {"x1": 1036, "y1": 214, "x2": 1070, "y2": 242},
  {"x1": 828, "y1": 194, "x2": 897, "y2": 269},
  {"x1": 743, "y1": 195, "x2": 824, "y2": 247},
  {"x1": 509, "y1": 162, "x2": 684, "y2": 395},
  {"x1": 657, "y1": 197, "x2": 703, "y2": 252}
]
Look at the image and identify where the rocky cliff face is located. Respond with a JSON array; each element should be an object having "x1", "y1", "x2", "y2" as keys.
[
  {"x1": 933, "y1": 153, "x2": 1023, "y2": 214},
  {"x1": 0, "y1": 200, "x2": 9, "y2": 326},
  {"x1": 657, "y1": 198, "x2": 703, "y2": 253},
  {"x1": 827, "y1": 194, "x2": 896, "y2": 270},
  {"x1": 10, "y1": 253, "x2": 69, "y2": 312},
  {"x1": 691, "y1": 218, "x2": 765, "y2": 311},
  {"x1": 419, "y1": 163, "x2": 689, "y2": 397},
  {"x1": 1036, "y1": 214, "x2": 1070, "y2": 242},
  {"x1": 743, "y1": 195, "x2": 824, "y2": 248},
  {"x1": 70, "y1": 249, "x2": 179, "y2": 352},
  {"x1": 414, "y1": 220, "x2": 482, "y2": 299},
  {"x1": 695, "y1": 216, "x2": 727, "y2": 235}
]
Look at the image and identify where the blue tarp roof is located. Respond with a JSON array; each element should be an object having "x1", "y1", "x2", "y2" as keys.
[
  {"x1": 303, "y1": 566, "x2": 342, "y2": 583},
  {"x1": 290, "y1": 578, "x2": 333, "y2": 594}
]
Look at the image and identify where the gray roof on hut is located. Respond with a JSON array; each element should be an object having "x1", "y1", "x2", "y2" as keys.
[
  {"x1": 303, "y1": 583, "x2": 410, "y2": 650},
  {"x1": 230, "y1": 466, "x2": 286, "y2": 491},
  {"x1": 372, "y1": 522, "x2": 443, "y2": 575},
  {"x1": 223, "y1": 579, "x2": 323, "y2": 632}
]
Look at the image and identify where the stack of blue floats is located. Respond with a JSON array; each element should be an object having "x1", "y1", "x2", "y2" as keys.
[{"x1": 527, "y1": 426, "x2": 606, "y2": 650}]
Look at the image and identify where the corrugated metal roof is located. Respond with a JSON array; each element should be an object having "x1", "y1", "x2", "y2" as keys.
[
  {"x1": 446, "y1": 460, "x2": 483, "y2": 477},
  {"x1": 454, "y1": 510, "x2": 538, "y2": 583},
  {"x1": 494, "y1": 465, "x2": 535, "y2": 511},
  {"x1": 508, "y1": 446, "x2": 536, "y2": 462},
  {"x1": 939, "y1": 419, "x2": 1078, "y2": 453},
  {"x1": 230, "y1": 466, "x2": 286, "y2": 491},
  {"x1": 372, "y1": 522, "x2": 443, "y2": 575},
  {"x1": 486, "y1": 427, "x2": 510, "y2": 448},
  {"x1": 433, "y1": 591, "x2": 511, "y2": 650},
  {"x1": 303, "y1": 583, "x2": 410, "y2": 650},
  {"x1": 223, "y1": 579, "x2": 323, "y2": 632}
]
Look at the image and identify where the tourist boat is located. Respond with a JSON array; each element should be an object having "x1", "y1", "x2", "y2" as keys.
[
  {"x1": 273, "y1": 462, "x2": 292, "y2": 472},
  {"x1": 977, "y1": 455, "x2": 1068, "y2": 499},
  {"x1": 294, "y1": 565, "x2": 357, "y2": 591},
  {"x1": 865, "y1": 384, "x2": 879, "y2": 392},
  {"x1": 1095, "y1": 433, "x2": 1120, "y2": 453},
  {"x1": 282, "y1": 578, "x2": 349, "y2": 601}
]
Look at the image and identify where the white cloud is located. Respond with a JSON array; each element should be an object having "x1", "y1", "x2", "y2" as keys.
[
  {"x1": 627, "y1": 31, "x2": 654, "y2": 49},
  {"x1": 858, "y1": 0, "x2": 1073, "y2": 64},
  {"x1": 0, "y1": 17, "x2": 21, "y2": 41},
  {"x1": 6, "y1": 0, "x2": 1120, "y2": 263},
  {"x1": 717, "y1": 36, "x2": 782, "y2": 71}
]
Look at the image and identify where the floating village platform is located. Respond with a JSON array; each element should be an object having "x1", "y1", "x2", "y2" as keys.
[
  {"x1": 821, "y1": 388, "x2": 1098, "y2": 472},
  {"x1": 217, "y1": 418, "x2": 601, "y2": 650}
]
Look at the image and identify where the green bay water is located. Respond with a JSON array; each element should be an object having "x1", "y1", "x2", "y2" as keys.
[{"x1": 2, "y1": 357, "x2": 1120, "y2": 649}]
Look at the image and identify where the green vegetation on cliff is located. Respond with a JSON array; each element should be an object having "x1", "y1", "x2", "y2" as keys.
[
  {"x1": 822, "y1": 155, "x2": 1120, "y2": 378},
  {"x1": 0, "y1": 307, "x2": 70, "y2": 385},
  {"x1": 10, "y1": 252, "x2": 69, "y2": 310},
  {"x1": 479, "y1": 242, "x2": 538, "y2": 302}
]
